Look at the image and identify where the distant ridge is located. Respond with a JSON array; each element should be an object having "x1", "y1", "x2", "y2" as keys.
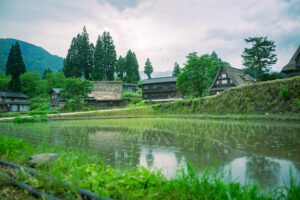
[{"x1": 0, "y1": 38, "x2": 63, "y2": 75}]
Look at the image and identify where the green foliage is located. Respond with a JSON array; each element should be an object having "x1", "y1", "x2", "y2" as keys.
[
  {"x1": 0, "y1": 74, "x2": 11, "y2": 91},
  {"x1": 177, "y1": 53, "x2": 212, "y2": 97},
  {"x1": 44, "y1": 71, "x2": 65, "y2": 92},
  {"x1": 123, "y1": 91, "x2": 142, "y2": 98},
  {"x1": 0, "y1": 135, "x2": 29, "y2": 155},
  {"x1": 27, "y1": 110, "x2": 59, "y2": 115},
  {"x1": 13, "y1": 116, "x2": 48, "y2": 123},
  {"x1": 124, "y1": 50, "x2": 140, "y2": 84},
  {"x1": 172, "y1": 62, "x2": 181, "y2": 77},
  {"x1": 242, "y1": 36, "x2": 277, "y2": 81},
  {"x1": 101, "y1": 31, "x2": 117, "y2": 80},
  {"x1": 20, "y1": 72, "x2": 43, "y2": 97},
  {"x1": 152, "y1": 104, "x2": 161, "y2": 110},
  {"x1": 63, "y1": 27, "x2": 94, "y2": 80},
  {"x1": 116, "y1": 56, "x2": 126, "y2": 81},
  {"x1": 280, "y1": 85, "x2": 290, "y2": 101},
  {"x1": 42, "y1": 68, "x2": 52, "y2": 79},
  {"x1": 144, "y1": 58, "x2": 153, "y2": 79},
  {"x1": 161, "y1": 76, "x2": 300, "y2": 114}
]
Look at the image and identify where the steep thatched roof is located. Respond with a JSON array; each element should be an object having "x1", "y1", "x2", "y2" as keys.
[
  {"x1": 209, "y1": 66, "x2": 253, "y2": 91},
  {"x1": 140, "y1": 77, "x2": 177, "y2": 85},
  {"x1": 88, "y1": 81, "x2": 122, "y2": 101},
  {"x1": 281, "y1": 45, "x2": 300, "y2": 72}
]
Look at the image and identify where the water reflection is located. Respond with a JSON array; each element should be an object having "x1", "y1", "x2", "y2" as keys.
[{"x1": 0, "y1": 118, "x2": 300, "y2": 188}]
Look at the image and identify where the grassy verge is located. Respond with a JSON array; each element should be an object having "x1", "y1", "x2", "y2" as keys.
[
  {"x1": 1, "y1": 135, "x2": 299, "y2": 199},
  {"x1": 13, "y1": 116, "x2": 48, "y2": 123}
]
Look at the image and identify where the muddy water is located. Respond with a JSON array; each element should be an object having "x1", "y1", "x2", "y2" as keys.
[{"x1": 1, "y1": 118, "x2": 300, "y2": 188}]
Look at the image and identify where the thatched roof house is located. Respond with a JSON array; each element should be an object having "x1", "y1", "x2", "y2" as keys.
[
  {"x1": 209, "y1": 66, "x2": 253, "y2": 95},
  {"x1": 281, "y1": 45, "x2": 300, "y2": 78}
]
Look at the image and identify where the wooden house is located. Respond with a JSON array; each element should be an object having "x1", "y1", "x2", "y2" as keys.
[
  {"x1": 140, "y1": 77, "x2": 182, "y2": 101},
  {"x1": 0, "y1": 91, "x2": 30, "y2": 112},
  {"x1": 85, "y1": 81, "x2": 129, "y2": 108},
  {"x1": 123, "y1": 83, "x2": 138, "y2": 93},
  {"x1": 209, "y1": 66, "x2": 253, "y2": 95},
  {"x1": 281, "y1": 45, "x2": 300, "y2": 78},
  {"x1": 49, "y1": 88, "x2": 67, "y2": 110}
]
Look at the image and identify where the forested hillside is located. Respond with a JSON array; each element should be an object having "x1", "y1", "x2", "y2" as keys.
[{"x1": 0, "y1": 38, "x2": 63, "y2": 75}]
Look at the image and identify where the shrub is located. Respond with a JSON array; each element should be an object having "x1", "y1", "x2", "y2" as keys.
[
  {"x1": 152, "y1": 104, "x2": 161, "y2": 110},
  {"x1": 0, "y1": 135, "x2": 29, "y2": 155},
  {"x1": 13, "y1": 116, "x2": 48, "y2": 123},
  {"x1": 280, "y1": 85, "x2": 290, "y2": 101}
]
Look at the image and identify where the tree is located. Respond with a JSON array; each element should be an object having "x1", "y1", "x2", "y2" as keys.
[
  {"x1": 93, "y1": 35, "x2": 105, "y2": 80},
  {"x1": 0, "y1": 74, "x2": 11, "y2": 91},
  {"x1": 44, "y1": 71, "x2": 66, "y2": 92},
  {"x1": 124, "y1": 50, "x2": 140, "y2": 84},
  {"x1": 242, "y1": 36, "x2": 277, "y2": 81},
  {"x1": 102, "y1": 32, "x2": 117, "y2": 80},
  {"x1": 177, "y1": 53, "x2": 214, "y2": 97},
  {"x1": 60, "y1": 78, "x2": 93, "y2": 110},
  {"x1": 144, "y1": 58, "x2": 153, "y2": 79},
  {"x1": 20, "y1": 72, "x2": 42, "y2": 97},
  {"x1": 172, "y1": 62, "x2": 181, "y2": 77},
  {"x1": 63, "y1": 26, "x2": 94, "y2": 79},
  {"x1": 6, "y1": 42, "x2": 26, "y2": 92},
  {"x1": 210, "y1": 51, "x2": 221, "y2": 61},
  {"x1": 116, "y1": 56, "x2": 126, "y2": 81},
  {"x1": 42, "y1": 68, "x2": 52, "y2": 79}
]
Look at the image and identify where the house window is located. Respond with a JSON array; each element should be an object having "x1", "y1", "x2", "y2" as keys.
[
  {"x1": 221, "y1": 73, "x2": 227, "y2": 78},
  {"x1": 222, "y1": 79, "x2": 227, "y2": 84},
  {"x1": 152, "y1": 84, "x2": 157, "y2": 89},
  {"x1": 217, "y1": 80, "x2": 220, "y2": 85},
  {"x1": 144, "y1": 94, "x2": 148, "y2": 98}
]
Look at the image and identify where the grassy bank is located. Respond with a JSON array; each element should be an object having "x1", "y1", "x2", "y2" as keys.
[
  {"x1": 158, "y1": 76, "x2": 300, "y2": 114},
  {"x1": 1, "y1": 135, "x2": 299, "y2": 199}
]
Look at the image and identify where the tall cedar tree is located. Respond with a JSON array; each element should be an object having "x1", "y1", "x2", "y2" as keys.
[
  {"x1": 125, "y1": 50, "x2": 140, "y2": 84},
  {"x1": 172, "y1": 62, "x2": 181, "y2": 77},
  {"x1": 6, "y1": 42, "x2": 26, "y2": 92},
  {"x1": 63, "y1": 27, "x2": 94, "y2": 79},
  {"x1": 242, "y1": 36, "x2": 277, "y2": 81},
  {"x1": 116, "y1": 56, "x2": 126, "y2": 81},
  {"x1": 102, "y1": 32, "x2": 117, "y2": 80},
  {"x1": 144, "y1": 58, "x2": 153, "y2": 79},
  {"x1": 93, "y1": 35, "x2": 105, "y2": 80}
]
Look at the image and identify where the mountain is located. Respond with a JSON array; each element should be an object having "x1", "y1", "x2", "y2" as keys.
[
  {"x1": 0, "y1": 38, "x2": 63, "y2": 75},
  {"x1": 139, "y1": 70, "x2": 172, "y2": 80}
]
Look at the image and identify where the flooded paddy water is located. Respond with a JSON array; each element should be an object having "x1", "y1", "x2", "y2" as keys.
[{"x1": 1, "y1": 118, "x2": 300, "y2": 188}]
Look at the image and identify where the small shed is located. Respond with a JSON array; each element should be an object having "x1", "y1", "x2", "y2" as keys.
[
  {"x1": 123, "y1": 83, "x2": 138, "y2": 93},
  {"x1": 140, "y1": 77, "x2": 182, "y2": 101},
  {"x1": 49, "y1": 88, "x2": 67, "y2": 110},
  {"x1": 0, "y1": 91, "x2": 30, "y2": 112},
  {"x1": 209, "y1": 66, "x2": 253, "y2": 95},
  {"x1": 281, "y1": 45, "x2": 300, "y2": 78}
]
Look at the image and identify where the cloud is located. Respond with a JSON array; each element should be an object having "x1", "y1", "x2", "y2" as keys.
[{"x1": 0, "y1": 0, "x2": 299, "y2": 72}]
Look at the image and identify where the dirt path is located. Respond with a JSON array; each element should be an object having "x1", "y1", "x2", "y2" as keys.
[{"x1": 0, "y1": 107, "x2": 143, "y2": 121}]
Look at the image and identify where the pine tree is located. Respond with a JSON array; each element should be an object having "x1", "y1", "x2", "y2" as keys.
[
  {"x1": 116, "y1": 56, "x2": 126, "y2": 81},
  {"x1": 6, "y1": 42, "x2": 26, "y2": 92},
  {"x1": 93, "y1": 35, "x2": 105, "y2": 80},
  {"x1": 172, "y1": 62, "x2": 181, "y2": 77},
  {"x1": 210, "y1": 51, "x2": 220, "y2": 61},
  {"x1": 124, "y1": 50, "x2": 140, "y2": 84},
  {"x1": 144, "y1": 58, "x2": 153, "y2": 79},
  {"x1": 242, "y1": 36, "x2": 277, "y2": 81},
  {"x1": 63, "y1": 26, "x2": 94, "y2": 79},
  {"x1": 79, "y1": 26, "x2": 94, "y2": 80},
  {"x1": 6, "y1": 44, "x2": 15, "y2": 76},
  {"x1": 102, "y1": 32, "x2": 117, "y2": 80}
]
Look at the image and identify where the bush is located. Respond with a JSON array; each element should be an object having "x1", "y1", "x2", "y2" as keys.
[
  {"x1": 27, "y1": 110, "x2": 59, "y2": 115},
  {"x1": 13, "y1": 116, "x2": 48, "y2": 123},
  {"x1": 280, "y1": 85, "x2": 290, "y2": 101},
  {"x1": 152, "y1": 104, "x2": 161, "y2": 110},
  {"x1": 0, "y1": 135, "x2": 29, "y2": 155}
]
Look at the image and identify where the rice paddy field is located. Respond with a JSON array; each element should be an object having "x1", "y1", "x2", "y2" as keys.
[{"x1": 1, "y1": 117, "x2": 300, "y2": 199}]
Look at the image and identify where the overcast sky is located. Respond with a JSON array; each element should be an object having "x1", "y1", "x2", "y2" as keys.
[{"x1": 0, "y1": 0, "x2": 299, "y2": 72}]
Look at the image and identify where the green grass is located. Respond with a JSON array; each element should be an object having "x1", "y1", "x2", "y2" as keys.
[
  {"x1": 159, "y1": 76, "x2": 300, "y2": 114},
  {"x1": 1, "y1": 135, "x2": 299, "y2": 200}
]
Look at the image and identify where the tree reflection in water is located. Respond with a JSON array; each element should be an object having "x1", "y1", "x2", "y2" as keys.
[{"x1": 246, "y1": 155, "x2": 280, "y2": 187}]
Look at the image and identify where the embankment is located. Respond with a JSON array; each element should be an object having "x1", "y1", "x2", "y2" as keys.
[{"x1": 156, "y1": 76, "x2": 300, "y2": 114}]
